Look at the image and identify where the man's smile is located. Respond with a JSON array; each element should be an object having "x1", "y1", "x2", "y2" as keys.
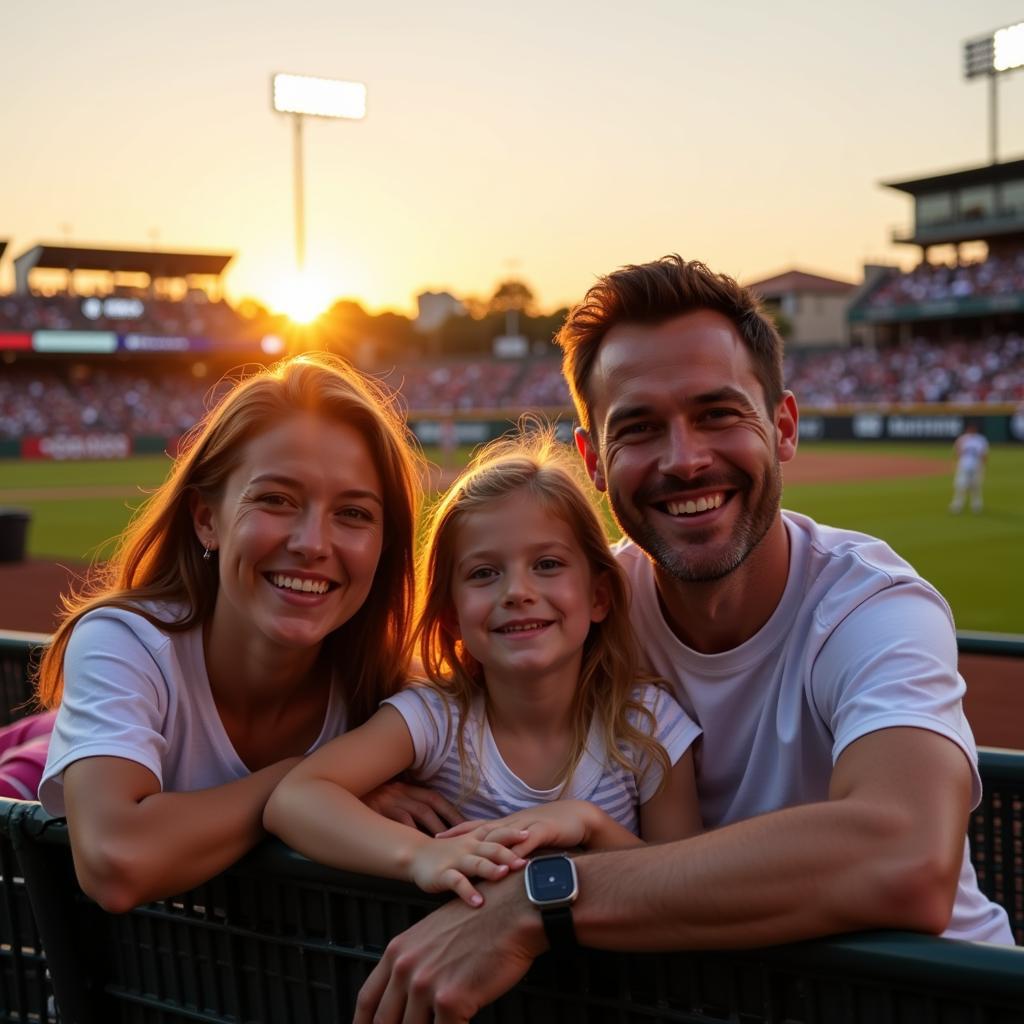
[{"x1": 663, "y1": 492, "x2": 726, "y2": 517}]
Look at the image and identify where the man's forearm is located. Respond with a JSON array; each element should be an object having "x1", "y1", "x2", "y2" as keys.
[{"x1": 571, "y1": 797, "x2": 957, "y2": 950}]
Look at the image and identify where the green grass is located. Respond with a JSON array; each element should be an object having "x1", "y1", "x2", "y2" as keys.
[
  {"x1": 782, "y1": 445, "x2": 1024, "y2": 634},
  {"x1": 2, "y1": 456, "x2": 173, "y2": 564},
  {"x1": 3, "y1": 444, "x2": 1022, "y2": 633},
  {"x1": 0, "y1": 455, "x2": 174, "y2": 489}
]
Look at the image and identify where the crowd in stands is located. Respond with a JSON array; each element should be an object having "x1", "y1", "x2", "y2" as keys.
[
  {"x1": 0, "y1": 367, "x2": 214, "y2": 441},
  {"x1": 868, "y1": 254, "x2": 1024, "y2": 307},
  {"x1": 3, "y1": 335, "x2": 1024, "y2": 442},
  {"x1": 383, "y1": 360, "x2": 527, "y2": 411},
  {"x1": 0, "y1": 290, "x2": 267, "y2": 344},
  {"x1": 783, "y1": 334, "x2": 1024, "y2": 406}
]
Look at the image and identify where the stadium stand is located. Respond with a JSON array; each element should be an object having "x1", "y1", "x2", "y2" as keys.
[
  {"x1": 784, "y1": 333, "x2": 1024, "y2": 407},
  {"x1": 0, "y1": 365, "x2": 212, "y2": 440},
  {"x1": 0, "y1": 290, "x2": 266, "y2": 343},
  {"x1": 384, "y1": 358, "x2": 525, "y2": 411},
  {"x1": 866, "y1": 253, "x2": 1024, "y2": 308},
  {"x1": 850, "y1": 158, "x2": 1024, "y2": 334},
  {"x1": 2, "y1": 220, "x2": 1024, "y2": 451},
  {"x1": 0, "y1": 243, "x2": 279, "y2": 346},
  {"x1": 3, "y1": 340, "x2": 1024, "y2": 444}
]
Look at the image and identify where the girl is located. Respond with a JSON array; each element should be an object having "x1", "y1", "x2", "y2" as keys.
[
  {"x1": 36, "y1": 354, "x2": 433, "y2": 911},
  {"x1": 265, "y1": 431, "x2": 702, "y2": 906}
]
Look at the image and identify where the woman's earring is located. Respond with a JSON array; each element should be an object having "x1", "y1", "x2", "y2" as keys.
[{"x1": 203, "y1": 545, "x2": 213, "y2": 561}]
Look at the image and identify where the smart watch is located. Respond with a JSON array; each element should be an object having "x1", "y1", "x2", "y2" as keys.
[{"x1": 524, "y1": 854, "x2": 579, "y2": 952}]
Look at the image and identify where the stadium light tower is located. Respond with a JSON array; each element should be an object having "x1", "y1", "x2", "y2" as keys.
[
  {"x1": 271, "y1": 73, "x2": 367, "y2": 271},
  {"x1": 964, "y1": 22, "x2": 1024, "y2": 164}
]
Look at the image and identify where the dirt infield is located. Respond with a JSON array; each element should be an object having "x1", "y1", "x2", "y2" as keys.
[
  {"x1": 0, "y1": 558, "x2": 85, "y2": 635},
  {"x1": 783, "y1": 450, "x2": 945, "y2": 485}
]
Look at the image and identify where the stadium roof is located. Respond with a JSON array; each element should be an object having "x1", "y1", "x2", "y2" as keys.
[
  {"x1": 883, "y1": 158, "x2": 1024, "y2": 195},
  {"x1": 747, "y1": 269, "x2": 855, "y2": 297},
  {"x1": 13, "y1": 244, "x2": 234, "y2": 279}
]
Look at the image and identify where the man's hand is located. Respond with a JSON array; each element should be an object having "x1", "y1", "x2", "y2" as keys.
[
  {"x1": 353, "y1": 874, "x2": 546, "y2": 1024},
  {"x1": 363, "y1": 780, "x2": 464, "y2": 834}
]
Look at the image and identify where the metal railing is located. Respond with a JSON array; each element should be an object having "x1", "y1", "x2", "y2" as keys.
[{"x1": 0, "y1": 630, "x2": 1021, "y2": 1023}]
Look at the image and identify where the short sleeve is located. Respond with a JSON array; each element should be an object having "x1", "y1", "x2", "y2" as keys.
[
  {"x1": 39, "y1": 612, "x2": 172, "y2": 814},
  {"x1": 381, "y1": 685, "x2": 458, "y2": 780},
  {"x1": 629, "y1": 684, "x2": 702, "y2": 804},
  {"x1": 811, "y1": 583, "x2": 982, "y2": 807}
]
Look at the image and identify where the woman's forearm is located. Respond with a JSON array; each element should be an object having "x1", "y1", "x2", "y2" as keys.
[{"x1": 67, "y1": 757, "x2": 301, "y2": 912}]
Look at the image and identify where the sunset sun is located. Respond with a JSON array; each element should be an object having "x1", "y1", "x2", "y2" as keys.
[{"x1": 267, "y1": 271, "x2": 334, "y2": 325}]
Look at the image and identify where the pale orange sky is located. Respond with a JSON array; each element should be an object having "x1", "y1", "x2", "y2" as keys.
[{"x1": 4, "y1": 2, "x2": 1024, "y2": 316}]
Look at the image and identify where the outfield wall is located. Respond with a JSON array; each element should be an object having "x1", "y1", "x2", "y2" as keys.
[
  {"x1": 797, "y1": 409, "x2": 1024, "y2": 443},
  {"x1": 413, "y1": 408, "x2": 1024, "y2": 447},
  {"x1": 3, "y1": 408, "x2": 1023, "y2": 459}
]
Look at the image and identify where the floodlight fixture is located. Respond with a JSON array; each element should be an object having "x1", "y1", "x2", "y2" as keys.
[
  {"x1": 994, "y1": 22, "x2": 1024, "y2": 72},
  {"x1": 271, "y1": 73, "x2": 367, "y2": 274},
  {"x1": 272, "y1": 73, "x2": 367, "y2": 120},
  {"x1": 964, "y1": 35, "x2": 995, "y2": 79},
  {"x1": 963, "y1": 22, "x2": 1024, "y2": 164}
]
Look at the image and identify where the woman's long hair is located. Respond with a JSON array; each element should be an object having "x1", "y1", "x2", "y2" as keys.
[
  {"x1": 415, "y1": 427, "x2": 670, "y2": 798},
  {"x1": 36, "y1": 353, "x2": 423, "y2": 728}
]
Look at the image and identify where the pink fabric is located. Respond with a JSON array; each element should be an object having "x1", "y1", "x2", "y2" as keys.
[{"x1": 0, "y1": 711, "x2": 56, "y2": 800}]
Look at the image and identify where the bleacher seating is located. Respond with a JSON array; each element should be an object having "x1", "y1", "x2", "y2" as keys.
[
  {"x1": 0, "y1": 291, "x2": 268, "y2": 345},
  {"x1": 867, "y1": 254, "x2": 1024, "y2": 308},
  {"x1": 3, "y1": 332, "x2": 1024, "y2": 444},
  {"x1": 784, "y1": 334, "x2": 1024, "y2": 406}
]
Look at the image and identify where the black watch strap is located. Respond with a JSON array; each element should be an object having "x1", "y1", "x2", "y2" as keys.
[{"x1": 540, "y1": 904, "x2": 578, "y2": 952}]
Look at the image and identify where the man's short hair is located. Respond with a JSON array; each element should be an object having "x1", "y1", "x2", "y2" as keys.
[{"x1": 555, "y1": 254, "x2": 785, "y2": 435}]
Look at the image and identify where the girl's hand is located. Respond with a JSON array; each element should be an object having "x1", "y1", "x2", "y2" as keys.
[
  {"x1": 436, "y1": 800, "x2": 615, "y2": 857},
  {"x1": 408, "y1": 831, "x2": 529, "y2": 907}
]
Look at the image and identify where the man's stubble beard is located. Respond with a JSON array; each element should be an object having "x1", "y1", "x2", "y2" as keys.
[{"x1": 609, "y1": 458, "x2": 783, "y2": 584}]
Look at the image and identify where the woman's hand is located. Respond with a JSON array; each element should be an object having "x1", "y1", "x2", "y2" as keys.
[
  {"x1": 408, "y1": 831, "x2": 529, "y2": 906},
  {"x1": 363, "y1": 780, "x2": 465, "y2": 834},
  {"x1": 437, "y1": 800, "x2": 636, "y2": 856}
]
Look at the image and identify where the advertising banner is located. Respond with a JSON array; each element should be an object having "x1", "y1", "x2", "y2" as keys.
[
  {"x1": 119, "y1": 334, "x2": 198, "y2": 353},
  {"x1": 0, "y1": 332, "x2": 32, "y2": 351},
  {"x1": 22, "y1": 434, "x2": 133, "y2": 460},
  {"x1": 797, "y1": 412, "x2": 1023, "y2": 443},
  {"x1": 33, "y1": 331, "x2": 118, "y2": 354},
  {"x1": 410, "y1": 418, "x2": 575, "y2": 447}
]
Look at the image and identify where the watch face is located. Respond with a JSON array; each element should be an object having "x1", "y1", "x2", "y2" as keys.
[{"x1": 525, "y1": 855, "x2": 578, "y2": 906}]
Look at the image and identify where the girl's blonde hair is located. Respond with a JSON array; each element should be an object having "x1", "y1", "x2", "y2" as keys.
[
  {"x1": 415, "y1": 426, "x2": 670, "y2": 796},
  {"x1": 36, "y1": 352, "x2": 423, "y2": 729}
]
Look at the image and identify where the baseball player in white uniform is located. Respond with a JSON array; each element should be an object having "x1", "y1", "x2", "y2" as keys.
[{"x1": 950, "y1": 422, "x2": 989, "y2": 514}]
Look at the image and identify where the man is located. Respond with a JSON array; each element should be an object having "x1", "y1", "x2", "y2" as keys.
[
  {"x1": 949, "y1": 420, "x2": 989, "y2": 514},
  {"x1": 355, "y1": 256, "x2": 1012, "y2": 1024}
]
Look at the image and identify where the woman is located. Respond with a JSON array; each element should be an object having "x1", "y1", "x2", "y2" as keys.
[{"x1": 35, "y1": 353, "x2": 430, "y2": 912}]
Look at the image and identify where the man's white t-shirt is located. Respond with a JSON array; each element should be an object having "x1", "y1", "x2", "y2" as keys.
[
  {"x1": 615, "y1": 511, "x2": 1013, "y2": 944},
  {"x1": 39, "y1": 605, "x2": 347, "y2": 815},
  {"x1": 384, "y1": 683, "x2": 700, "y2": 835}
]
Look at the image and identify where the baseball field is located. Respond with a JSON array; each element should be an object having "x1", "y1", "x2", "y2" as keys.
[{"x1": 1, "y1": 441, "x2": 1021, "y2": 633}]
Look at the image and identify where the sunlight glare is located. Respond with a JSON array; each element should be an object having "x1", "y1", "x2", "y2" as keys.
[{"x1": 268, "y1": 272, "x2": 334, "y2": 325}]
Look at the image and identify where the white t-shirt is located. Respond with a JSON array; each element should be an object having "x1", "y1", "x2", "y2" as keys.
[
  {"x1": 384, "y1": 682, "x2": 700, "y2": 835},
  {"x1": 615, "y1": 511, "x2": 1013, "y2": 945},
  {"x1": 39, "y1": 605, "x2": 347, "y2": 815}
]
